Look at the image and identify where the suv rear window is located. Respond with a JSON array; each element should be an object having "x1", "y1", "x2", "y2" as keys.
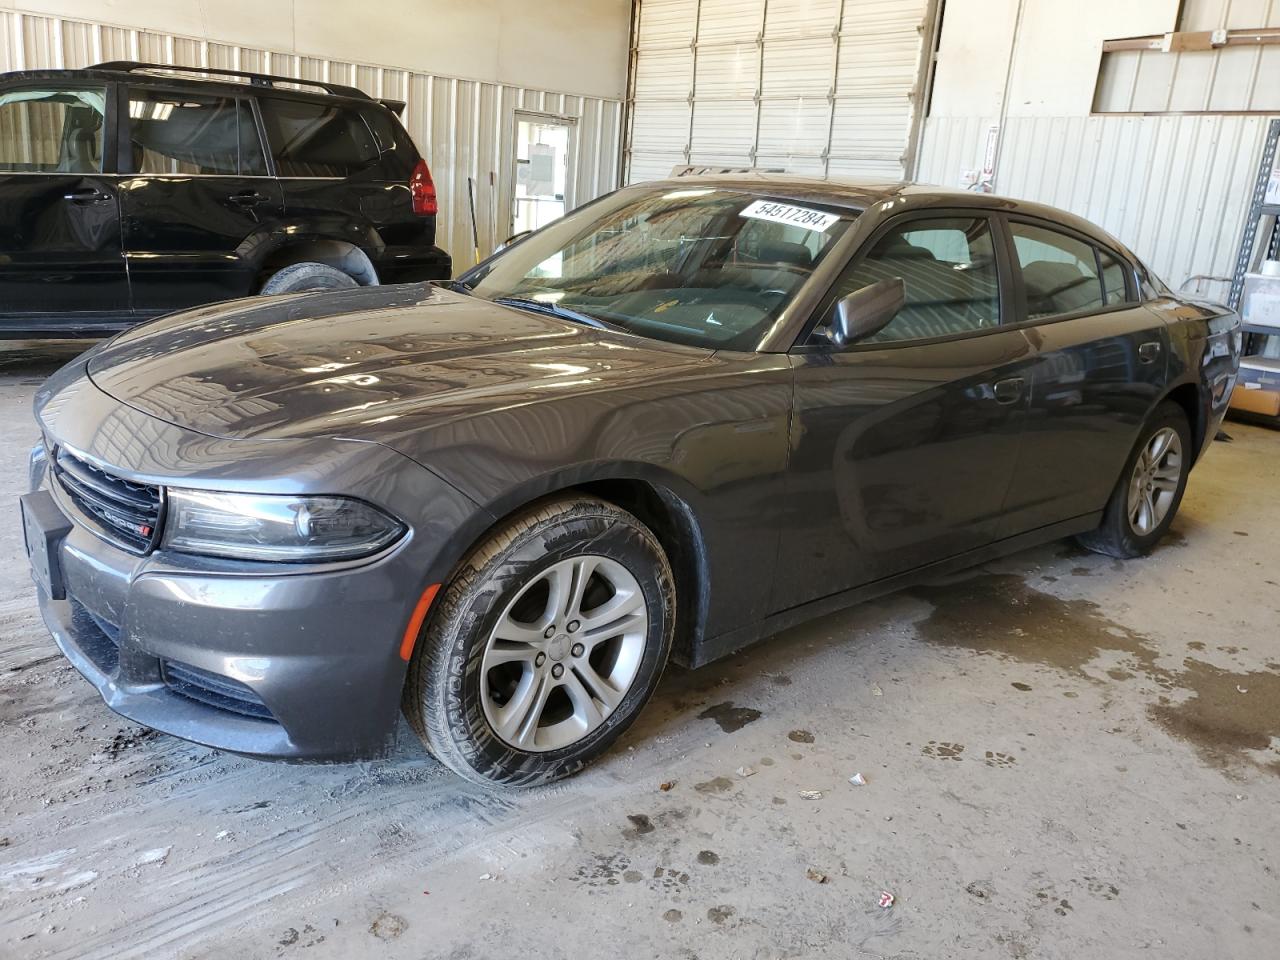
[
  {"x1": 258, "y1": 97, "x2": 379, "y2": 178},
  {"x1": 126, "y1": 89, "x2": 265, "y2": 176}
]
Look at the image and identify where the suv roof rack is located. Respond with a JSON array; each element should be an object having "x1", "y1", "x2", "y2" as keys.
[{"x1": 92, "y1": 60, "x2": 374, "y2": 102}]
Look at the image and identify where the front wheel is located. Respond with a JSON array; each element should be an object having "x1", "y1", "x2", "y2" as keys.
[
  {"x1": 1076, "y1": 400, "x2": 1192, "y2": 559},
  {"x1": 403, "y1": 496, "x2": 675, "y2": 787}
]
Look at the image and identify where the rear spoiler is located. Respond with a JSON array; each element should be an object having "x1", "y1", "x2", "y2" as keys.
[{"x1": 379, "y1": 98, "x2": 407, "y2": 117}]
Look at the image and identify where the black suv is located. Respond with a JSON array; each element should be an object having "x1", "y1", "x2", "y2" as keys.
[{"x1": 0, "y1": 61, "x2": 451, "y2": 338}]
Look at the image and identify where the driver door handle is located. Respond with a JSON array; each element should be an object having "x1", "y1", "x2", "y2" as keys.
[
  {"x1": 63, "y1": 187, "x2": 111, "y2": 204},
  {"x1": 228, "y1": 191, "x2": 267, "y2": 206},
  {"x1": 993, "y1": 376, "x2": 1025, "y2": 404}
]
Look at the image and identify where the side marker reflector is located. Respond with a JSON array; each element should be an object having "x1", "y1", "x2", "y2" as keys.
[{"x1": 400, "y1": 582, "x2": 441, "y2": 661}]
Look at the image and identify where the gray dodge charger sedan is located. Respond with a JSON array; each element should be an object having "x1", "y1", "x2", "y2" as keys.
[{"x1": 22, "y1": 175, "x2": 1241, "y2": 786}]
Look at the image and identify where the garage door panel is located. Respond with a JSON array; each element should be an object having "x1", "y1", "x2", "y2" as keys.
[
  {"x1": 627, "y1": 0, "x2": 929, "y2": 183},
  {"x1": 691, "y1": 100, "x2": 758, "y2": 155},
  {"x1": 764, "y1": 0, "x2": 842, "y2": 40},
  {"x1": 695, "y1": 43, "x2": 760, "y2": 99},
  {"x1": 757, "y1": 153, "x2": 827, "y2": 176},
  {"x1": 638, "y1": 0, "x2": 699, "y2": 47},
  {"x1": 629, "y1": 153, "x2": 683, "y2": 182},
  {"x1": 697, "y1": 0, "x2": 766, "y2": 44},
  {"x1": 758, "y1": 98, "x2": 832, "y2": 156},
  {"x1": 761, "y1": 36, "x2": 836, "y2": 97}
]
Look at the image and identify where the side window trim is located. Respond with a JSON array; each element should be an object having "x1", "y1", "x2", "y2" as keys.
[
  {"x1": 793, "y1": 206, "x2": 1012, "y2": 352},
  {"x1": 258, "y1": 94, "x2": 381, "y2": 180}
]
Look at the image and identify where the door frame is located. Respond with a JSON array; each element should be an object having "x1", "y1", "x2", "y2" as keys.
[{"x1": 507, "y1": 109, "x2": 578, "y2": 238}]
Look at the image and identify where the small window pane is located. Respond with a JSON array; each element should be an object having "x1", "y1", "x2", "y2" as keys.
[
  {"x1": 259, "y1": 97, "x2": 379, "y2": 178},
  {"x1": 1098, "y1": 247, "x2": 1130, "y2": 303},
  {"x1": 0, "y1": 88, "x2": 106, "y2": 173},
  {"x1": 1010, "y1": 222, "x2": 1106, "y2": 319},
  {"x1": 822, "y1": 216, "x2": 1001, "y2": 344},
  {"x1": 128, "y1": 91, "x2": 261, "y2": 176}
]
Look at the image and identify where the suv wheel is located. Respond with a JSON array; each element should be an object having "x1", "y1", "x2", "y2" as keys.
[
  {"x1": 260, "y1": 262, "x2": 358, "y2": 294},
  {"x1": 403, "y1": 496, "x2": 676, "y2": 787}
]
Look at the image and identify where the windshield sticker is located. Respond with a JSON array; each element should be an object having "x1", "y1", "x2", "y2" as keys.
[{"x1": 739, "y1": 200, "x2": 840, "y2": 233}]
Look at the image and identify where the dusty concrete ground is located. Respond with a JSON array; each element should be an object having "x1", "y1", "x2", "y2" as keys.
[{"x1": 1, "y1": 340, "x2": 1277, "y2": 960}]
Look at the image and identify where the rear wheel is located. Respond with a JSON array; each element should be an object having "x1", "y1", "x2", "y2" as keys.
[
  {"x1": 260, "y1": 261, "x2": 358, "y2": 294},
  {"x1": 403, "y1": 496, "x2": 675, "y2": 787},
  {"x1": 1076, "y1": 401, "x2": 1191, "y2": 559}
]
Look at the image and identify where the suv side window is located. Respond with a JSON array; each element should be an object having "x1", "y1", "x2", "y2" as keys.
[
  {"x1": 126, "y1": 89, "x2": 265, "y2": 176},
  {"x1": 1009, "y1": 221, "x2": 1106, "y2": 320},
  {"x1": 816, "y1": 215, "x2": 1001, "y2": 345},
  {"x1": 258, "y1": 97, "x2": 379, "y2": 178},
  {"x1": 0, "y1": 87, "x2": 107, "y2": 173}
]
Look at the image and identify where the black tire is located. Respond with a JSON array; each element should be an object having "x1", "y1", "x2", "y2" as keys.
[
  {"x1": 1076, "y1": 400, "x2": 1192, "y2": 559},
  {"x1": 259, "y1": 262, "x2": 358, "y2": 294},
  {"x1": 403, "y1": 496, "x2": 676, "y2": 787}
]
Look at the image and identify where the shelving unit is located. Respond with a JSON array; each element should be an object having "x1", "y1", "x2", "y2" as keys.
[{"x1": 1229, "y1": 118, "x2": 1280, "y2": 419}]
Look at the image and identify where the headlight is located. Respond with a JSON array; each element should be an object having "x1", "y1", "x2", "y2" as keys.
[{"x1": 162, "y1": 490, "x2": 406, "y2": 562}]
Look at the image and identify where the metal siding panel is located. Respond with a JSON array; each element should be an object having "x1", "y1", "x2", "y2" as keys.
[
  {"x1": 634, "y1": 47, "x2": 694, "y2": 100},
  {"x1": 695, "y1": 43, "x2": 760, "y2": 98},
  {"x1": 764, "y1": 0, "x2": 843, "y2": 39},
  {"x1": 758, "y1": 97, "x2": 832, "y2": 157},
  {"x1": 637, "y1": 0, "x2": 699, "y2": 48},
  {"x1": 761, "y1": 35, "x2": 836, "y2": 97},
  {"x1": 698, "y1": 0, "x2": 766, "y2": 43},
  {"x1": 690, "y1": 99, "x2": 757, "y2": 157}
]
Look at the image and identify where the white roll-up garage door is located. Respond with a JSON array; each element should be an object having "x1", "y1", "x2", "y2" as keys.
[{"x1": 626, "y1": 0, "x2": 935, "y2": 183}]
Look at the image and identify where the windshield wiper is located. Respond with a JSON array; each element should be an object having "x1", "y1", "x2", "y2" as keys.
[{"x1": 493, "y1": 296, "x2": 624, "y2": 332}]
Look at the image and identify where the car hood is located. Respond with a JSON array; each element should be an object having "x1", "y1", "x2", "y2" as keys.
[{"x1": 86, "y1": 283, "x2": 712, "y2": 445}]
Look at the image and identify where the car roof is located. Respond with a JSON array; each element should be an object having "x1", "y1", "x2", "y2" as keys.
[{"x1": 633, "y1": 172, "x2": 1136, "y2": 259}]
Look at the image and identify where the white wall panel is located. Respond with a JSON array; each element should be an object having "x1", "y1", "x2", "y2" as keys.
[
  {"x1": 916, "y1": 113, "x2": 1276, "y2": 301},
  {"x1": 0, "y1": 8, "x2": 622, "y2": 268}
]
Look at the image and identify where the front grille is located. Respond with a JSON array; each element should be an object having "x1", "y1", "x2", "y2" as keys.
[
  {"x1": 52, "y1": 448, "x2": 162, "y2": 553},
  {"x1": 162, "y1": 660, "x2": 275, "y2": 721}
]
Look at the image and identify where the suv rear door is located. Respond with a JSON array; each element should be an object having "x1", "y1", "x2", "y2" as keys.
[
  {"x1": 118, "y1": 83, "x2": 284, "y2": 314},
  {"x1": 0, "y1": 81, "x2": 129, "y2": 326}
]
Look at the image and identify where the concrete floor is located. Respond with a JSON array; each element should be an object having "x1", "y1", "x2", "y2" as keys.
[{"x1": 1, "y1": 341, "x2": 1278, "y2": 960}]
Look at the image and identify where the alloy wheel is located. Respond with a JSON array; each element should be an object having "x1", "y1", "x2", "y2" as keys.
[
  {"x1": 1126, "y1": 426, "x2": 1182, "y2": 536},
  {"x1": 481, "y1": 555, "x2": 648, "y2": 752}
]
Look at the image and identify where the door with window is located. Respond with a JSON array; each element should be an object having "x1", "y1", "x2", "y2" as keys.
[
  {"x1": 512, "y1": 114, "x2": 575, "y2": 237},
  {"x1": 997, "y1": 219, "x2": 1170, "y2": 533},
  {"x1": 774, "y1": 212, "x2": 1035, "y2": 610},
  {"x1": 0, "y1": 84, "x2": 129, "y2": 321},
  {"x1": 119, "y1": 86, "x2": 282, "y2": 313}
]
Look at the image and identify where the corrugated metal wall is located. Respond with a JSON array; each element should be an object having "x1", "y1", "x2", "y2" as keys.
[
  {"x1": 626, "y1": 0, "x2": 933, "y2": 183},
  {"x1": 1096, "y1": 1, "x2": 1280, "y2": 113},
  {"x1": 0, "y1": 8, "x2": 623, "y2": 267},
  {"x1": 915, "y1": 113, "x2": 1277, "y2": 300}
]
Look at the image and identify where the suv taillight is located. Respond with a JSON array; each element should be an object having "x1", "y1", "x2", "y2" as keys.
[{"x1": 410, "y1": 159, "x2": 438, "y2": 216}]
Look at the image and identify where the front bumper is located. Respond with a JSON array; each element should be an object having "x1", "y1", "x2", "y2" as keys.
[{"x1": 27, "y1": 363, "x2": 485, "y2": 760}]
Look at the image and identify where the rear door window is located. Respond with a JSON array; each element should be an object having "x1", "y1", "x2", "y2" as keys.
[
  {"x1": 126, "y1": 89, "x2": 265, "y2": 175},
  {"x1": 0, "y1": 87, "x2": 107, "y2": 173},
  {"x1": 258, "y1": 97, "x2": 379, "y2": 178},
  {"x1": 1009, "y1": 221, "x2": 1106, "y2": 319}
]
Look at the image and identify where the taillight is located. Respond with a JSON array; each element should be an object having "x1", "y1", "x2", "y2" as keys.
[{"x1": 410, "y1": 159, "x2": 438, "y2": 216}]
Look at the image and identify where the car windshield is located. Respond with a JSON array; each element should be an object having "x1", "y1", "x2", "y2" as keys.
[{"x1": 461, "y1": 185, "x2": 854, "y2": 351}]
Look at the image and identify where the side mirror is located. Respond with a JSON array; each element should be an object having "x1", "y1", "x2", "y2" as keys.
[
  {"x1": 495, "y1": 229, "x2": 534, "y2": 254},
  {"x1": 832, "y1": 278, "x2": 906, "y2": 346}
]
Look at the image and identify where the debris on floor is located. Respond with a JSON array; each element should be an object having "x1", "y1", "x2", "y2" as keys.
[
  {"x1": 805, "y1": 867, "x2": 829, "y2": 884},
  {"x1": 848, "y1": 772, "x2": 867, "y2": 786},
  {"x1": 736, "y1": 765, "x2": 756, "y2": 778},
  {"x1": 799, "y1": 789, "x2": 823, "y2": 800},
  {"x1": 659, "y1": 780, "x2": 675, "y2": 791},
  {"x1": 879, "y1": 891, "x2": 896, "y2": 909}
]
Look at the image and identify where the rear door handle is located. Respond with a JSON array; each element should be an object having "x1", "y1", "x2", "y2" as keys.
[
  {"x1": 62, "y1": 188, "x2": 111, "y2": 204},
  {"x1": 228, "y1": 191, "x2": 266, "y2": 206},
  {"x1": 992, "y1": 377, "x2": 1025, "y2": 404},
  {"x1": 1139, "y1": 341, "x2": 1161, "y2": 364}
]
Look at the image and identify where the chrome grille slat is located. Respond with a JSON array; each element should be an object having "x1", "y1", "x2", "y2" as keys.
[{"x1": 52, "y1": 448, "x2": 162, "y2": 553}]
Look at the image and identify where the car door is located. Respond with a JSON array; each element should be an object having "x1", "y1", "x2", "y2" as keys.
[
  {"x1": 773, "y1": 211, "x2": 1036, "y2": 611},
  {"x1": 994, "y1": 217, "x2": 1170, "y2": 534},
  {"x1": 118, "y1": 84, "x2": 284, "y2": 315},
  {"x1": 0, "y1": 82, "x2": 129, "y2": 324}
]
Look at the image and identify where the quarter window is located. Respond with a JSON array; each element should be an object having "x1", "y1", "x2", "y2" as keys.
[
  {"x1": 258, "y1": 97, "x2": 379, "y2": 178},
  {"x1": 819, "y1": 216, "x2": 1002, "y2": 345},
  {"x1": 127, "y1": 90, "x2": 265, "y2": 176},
  {"x1": 0, "y1": 87, "x2": 106, "y2": 173},
  {"x1": 1010, "y1": 222, "x2": 1106, "y2": 319},
  {"x1": 1098, "y1": 246, "x2": 1131, "y2": 303}
]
